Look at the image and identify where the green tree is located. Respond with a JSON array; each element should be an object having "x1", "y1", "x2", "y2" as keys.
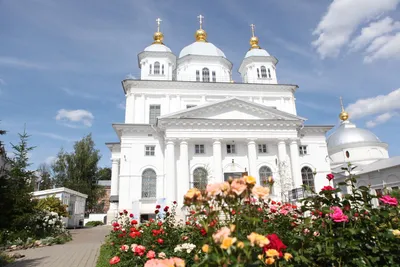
[
  {"x1": 0, "y1": 129, "x2": 36, "y2": 232},
  {"x1": 36, "y1": 163, "x2": 53, "y2": 190},
  {"x1": 96, "y1": 167, "x2": 111, "y2": 180},
  {"x1": 52, "y1": 134, "x2": 105, "y2": 212}
]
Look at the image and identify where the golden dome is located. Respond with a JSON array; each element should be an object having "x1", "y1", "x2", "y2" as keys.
[
  {"x1": 153, "y1": 31, "x2": 164, "y2": 44},
  {"x1": 249, "y1": 24, "x2": 260, "y2": 50},
  {"x1": 339, "y1": 97, "x2": 349, "y2": 121},
  {"x1": 195, "y1": 28, "x2": 207, "y2": 42}
]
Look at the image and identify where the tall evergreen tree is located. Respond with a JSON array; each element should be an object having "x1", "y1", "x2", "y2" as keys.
[
  {"x1": 36, "y1": 163, "x2": 53, "y2": 190},
  {"x1": 52, "y1": 134, "x2": 104, "y2": 212}
]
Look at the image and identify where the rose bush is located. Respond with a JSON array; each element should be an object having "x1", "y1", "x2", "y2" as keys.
[{"x1": 103, "y1": 165, "x2": 399, "y2": 266}]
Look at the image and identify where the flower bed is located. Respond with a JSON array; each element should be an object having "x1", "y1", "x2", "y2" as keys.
[{"x1": 103, "y1": 165, "x2": 400, "y2": 266}]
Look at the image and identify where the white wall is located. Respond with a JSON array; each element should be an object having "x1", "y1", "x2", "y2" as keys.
[{"x1": 329, "y1": 145, "x2": 389, "y2": 169}]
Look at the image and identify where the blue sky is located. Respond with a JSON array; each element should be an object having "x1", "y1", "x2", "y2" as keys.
[{"x1": 1, "y1": 0, "x2": 400, "y2": 169}]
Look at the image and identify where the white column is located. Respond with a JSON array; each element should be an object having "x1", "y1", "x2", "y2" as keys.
[
  {"x1": 178, "y1": 140, "x2": 189, "y2": 205},
  {"x1": 124, "y1": 93, "x2": 135, "y2": 123},
  {"x1": 107, "y1": 158, "x2": 120, "y2": 224},
  {"x1": 213, "y1": 139, "x2": 223, "y2": 182},
  {"x1": 277, "y1": 140, "x2": 287, "y2": 163},
  {"x1": 142, "y1": 94, "x2": 146, "y2": 123},
  {"x1": 166, "y1": 140, "x2": 176, "y2": 203},
  {"x1": 247, "y1": 139, "x2": 258, "y2": 178},
  {"x1": 289, "y1": 140, "x2": 302, "y2": 188}
]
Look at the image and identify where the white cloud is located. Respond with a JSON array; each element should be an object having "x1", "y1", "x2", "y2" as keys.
[
  {"x1": 61, "y1": 87, "x2": 97, "y2": 100},
  {"x1": 55, "y1": 109, "x2": 94, "y2": 127},
  {"x1": 364, "y1": 32, "x2": 400, "y2": 62},
  {"x1": 33, "y1": 131, "x2": 73, "y2": 142},
  {"x1": 312, "y1": 0, "x2": 399, "y2": 58},
  {"x1": 349, "y1": 17, "x2": 400, "y2": 50},
  {"x1": 347, "y1": 88, "x2": 400, "y2": 123},
  {"x1": 366, "y1": 112, "x2": 397, "y2": 128},
  {"x1": 0, "y1": 56, "x2": 46, "y2": 69},
  {"x1": 45, "y1": 156, "x2": 56, "y2": 165}
]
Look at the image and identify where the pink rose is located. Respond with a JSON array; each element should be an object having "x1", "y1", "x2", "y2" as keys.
[
  {"x1": 146, "y1": 250, "x2": 156, "y2": 259},
  {"x1": 330, "y1": 206, "x2": 348, "y2": 223},
  {"x1": 120, "y1": 244, "x2": 129, "y2": 252},
  {"x1": 206, "y1": 183, "x2": 222, "y2": 197},
  {"x1": 212, "y1": 226, "x2": 231, "y2": 243},
  {"x1": 321, "y1": 185, "x2": 335, "y2": 191},
  {"x1": 326, "y1": 173, "x2": 334, "y2": 181},
  {"x1": 379, "y1": 195, "x2": 398, "y2": 206},
  {"x1": 110, "y1": 256, "x2": 120, "y2": 265},
  {"x1": 230, "y1": 178, "x2": 247, "y2": 195},
  {"x1": 252, "y1": 185, "x2": 270, "y2": 199}
]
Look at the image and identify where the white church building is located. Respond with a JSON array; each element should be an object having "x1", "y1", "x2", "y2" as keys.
[{"x1": 106, "y1": 16, "x2": 399, "y2": 222}]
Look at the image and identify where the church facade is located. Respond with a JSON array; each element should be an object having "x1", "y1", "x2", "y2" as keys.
[{"x1": 105, "y1": 16, "x2": 334, "y2": 223}]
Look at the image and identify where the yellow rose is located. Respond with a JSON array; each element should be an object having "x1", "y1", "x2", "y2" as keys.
[
  {"x1": 265, "y1": 249, "x2": 279, "y2": 258},
  {"x1": 393, "y1": 229, "x2": 400, "y2": 238},
  {"x1": 230, "y1": 224, "x2": 236, "y2": 232},
  {"x1": 237, "y1": 241, "x2": 245, "y2": 249},
  {"x1": 257, "y1": 254, "x2": 264, "y2": 261},
  {"x1": 202, "y1": 244, "x2": 209, "y2": 253},
  {"x1": 284, "y1": 253, "x2": 293, "y2": 261},
  {"x1": 244, "y1": 175, "x2": 256, "y2": 185},
  {"x1": 265, "y1": 257, "x2": 275, "y2": 265},
  {"x1": 220, "y1": 237, "x2": 236, "y2": 250},
  {"x1": 184, "y1": 188, "x2": 201, "y2": 201}
]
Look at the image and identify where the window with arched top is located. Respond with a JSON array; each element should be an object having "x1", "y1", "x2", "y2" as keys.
[
  {"x1": 162, "y1": 64, "x2": 164, "y2": 75},
  {"x1": 301, "y1": 166, "x2": 314, "y2": 190},
  {"x1": 260, "y1": 66, "x2": 267, "y2": 78},
  {"x1": 142, "y1": 169, "x2": 157, "y2": 198},
  {"x1": 268, "y1": 68, "x2": 271, "y2": 78},
  {"x1": 149, "y1": 64, "x2": 152, "y2": 74},
  {"x1": 257, "y1": 68, "x2": 260, "y2": 78},
  {"x1": 193, "y1": 167, "x2": 208, "y2": 190},
  {"x1": 154, "y1": 62, "x2": 160, "y2": 75},
  {"x1": 259, "y1": 166, "x2": 273, "y2": 187},
  {"x1": 202, "y1": 68, "x2": 210, "y2": 82}
]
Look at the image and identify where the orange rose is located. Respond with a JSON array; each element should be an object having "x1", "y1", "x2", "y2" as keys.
[
  {"x1": 252, "y1": 185, "x2": 270, "y2": 199},
  {"x1": 231, "y1": 178, "x2": 247, "y2": 195}
]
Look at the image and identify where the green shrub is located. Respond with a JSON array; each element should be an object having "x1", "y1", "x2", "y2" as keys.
[
  {"x1": 0, "y1": 251, "x2": 13, "y2": 267},
  {"x1": 35, "y1": 195, "x2": 69, "y2": 217},
  {"x1": 85, "y1": 221, "x2": 104, "y2": 227}
]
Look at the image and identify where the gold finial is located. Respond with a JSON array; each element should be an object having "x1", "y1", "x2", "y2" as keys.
[
  {"x1": 339, "y1": 96, "x2": 349, "y2": 121},
  {"x1": 195, "y1": 14, "x2": 207, "y2": 42},
  {"x1": 152, "y1": 18, "x2": 164, "y2": 45},
  {"x1": 249, "y1": 24, "x2": 260, "y2": 49}
]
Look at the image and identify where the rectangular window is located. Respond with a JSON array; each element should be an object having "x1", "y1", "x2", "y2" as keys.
[
  {"x1": 196, "y1": 70, "x2": 200, "y2": 81},
  {"x1": 149, "y1": 105, "x2": 161, "y2": 124},
  {"x1": 299, "y1": 145, "x2": 308, "y2": 155},
  {"x1": 226, "y1": 144, "x2": 236, "y2": 154},
  {"x1": 212, "y1": 71, "x2": 216, "y2": 82},
  {"x1": 258, "y1": 144, "x2": 267, "y2": 153},
  {"x1": 195, "y1": 144, "x2": 205, "y2": 154},
  {"x1": 186, "y1": 104, "x2": 197, "y2": 109},
  {"x1": 145, "y1": 145, "x2": 155, "y2": 156}
]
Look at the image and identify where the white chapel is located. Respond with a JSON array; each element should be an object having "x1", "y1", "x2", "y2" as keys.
[{"x1": 106, "y1": 16, "x2": 335, "y2": 222}]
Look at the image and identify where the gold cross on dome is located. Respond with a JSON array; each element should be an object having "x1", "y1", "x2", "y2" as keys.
[
  {"x1": 156, "y1": 18, "x2": 162, "y2": 32},
  {"x1": 250, "y1": 24, "x2": 255, "y2": 37},
  {"x1": 197, "y1": 14, "x2": 204, "y2": 29}
]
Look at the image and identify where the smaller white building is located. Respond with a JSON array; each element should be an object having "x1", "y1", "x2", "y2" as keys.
[{"x1": 32, "y1": 187, "x2": 88, "y2": 228}]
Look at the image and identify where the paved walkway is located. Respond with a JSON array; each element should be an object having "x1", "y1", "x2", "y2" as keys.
[{"x1": 8, "y1": 226, "x2": 110, "y2": 267}]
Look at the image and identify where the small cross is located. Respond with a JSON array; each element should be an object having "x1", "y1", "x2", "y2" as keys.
[
  {"x1": 197, "y1": 14, "x2": 204, "y2": 29},
  {"x1": 250, "y1": 24, "x2": 255, "y2": 37},
  {"x1": 340, "y1": 96, "x2": 344, "y2": 111},
  {"x1": 156, "y1": 18, "x2": 162, "y2": 32}
]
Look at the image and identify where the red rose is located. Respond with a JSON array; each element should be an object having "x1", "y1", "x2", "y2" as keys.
[
  {"x1": 155, "y1": 210, "x2": 159, "y2": 214},
  {"x1": 123, "y1": 209, "x2": 128, "y2": 214},
  {"x1": 129, "y1": 213, "x2": 134, "y2": 218},
  {"x1": 131, "y1": 220, "x2": 138, "y2": 225},
  {"x1": 354, "y1": 213, "x2": 359, "y2": 217},
  {"x1": 158, "y1": 221, "x2": 162, "y2": 226},
  {"x1": 156, "y1": 205, "x2": 161, "y2": 209},
  {"x1": 119, "y1": 212, "x2": 123, "y2": 216},
  {"x1": 157, "y1": 238, "x2": 164, "y2": 244},
  {"x1": 164, "y1": 206, "x2": 169, "y2": 212},
  {"x1": 264, "y1": 234, "x2": 287, "y2": 252},
  {"x1": 110, "y1": 256, "x2": 120, "y2": 265},
  {"x1": 326, "y1": 173, "x2": 334, "y2": 181},
  {"x1": 185, "y1": 221, "x2": 190, "y2": 225},
  {"x1": 173, "y1": 201, "x2": 177, "y2": 205},
  {"x1": 321, "y1": 185, "x2": 335, "y2": 191},
  {"x1": 231, "y1": 210, "x2": 236, "y2": 215}
]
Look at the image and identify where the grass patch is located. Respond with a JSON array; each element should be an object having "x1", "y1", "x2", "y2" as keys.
[
  {"x1": 85, "y1": 221, "x2": 104, "y2": 227},
  {"x1": 96, "y1": 241, "x2": 114, "y2": 267}
]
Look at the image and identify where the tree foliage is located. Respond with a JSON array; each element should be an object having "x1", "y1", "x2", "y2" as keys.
[
  {"x1": 36, "y1": 163, "x2": 53, "y2": 190},
  {"x1": 52, "y1": 134, "x2": 105, "y2": 212},
  {"x1": 97, "y1": 167, "x2": 111, "y2": 180}
]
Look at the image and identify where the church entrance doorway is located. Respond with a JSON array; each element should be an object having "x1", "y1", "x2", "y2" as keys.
[{"x1": 224, "y1": 172, "x2": 247, "y2": 181}]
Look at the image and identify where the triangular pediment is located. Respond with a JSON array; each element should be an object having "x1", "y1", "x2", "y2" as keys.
[{"x1": 158, "y1": 98, "x2": 305, "y2": 121}]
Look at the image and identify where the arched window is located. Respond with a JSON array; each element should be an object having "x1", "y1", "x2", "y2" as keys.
[
  {"x1": 260, "y1": 66, "x2": 267, "y2": 78},
  {"x1": 162, "y1": 64, "x2": 164, "y2": 75},
  {"x1": 142, "y1": 169, "x2": 157, "y2": 198},
  {"x1": 257, "y1": 68, "x2": 260, "y2": 78},
  {"x1": 301, "y1": 166, "x2": 314, "y2": 190},
  {"x1": 149, "y1": 64, "x2": 152, "y2": 74},
  {"x1": 154, "y1": 62, "x2": 160, "y2": 75},
  {"x1": 259, "y1": 166, "x2": 273, "y2": 187},
  {"x1": 202, "y1": 68, "x2": 210, "y2": 82},
  {"x1": 193, "y1": 167, "x2": 208, "y2": 190},
  {"x1": 268, "y1": 68, "x2": 271, "y2": 78}
]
